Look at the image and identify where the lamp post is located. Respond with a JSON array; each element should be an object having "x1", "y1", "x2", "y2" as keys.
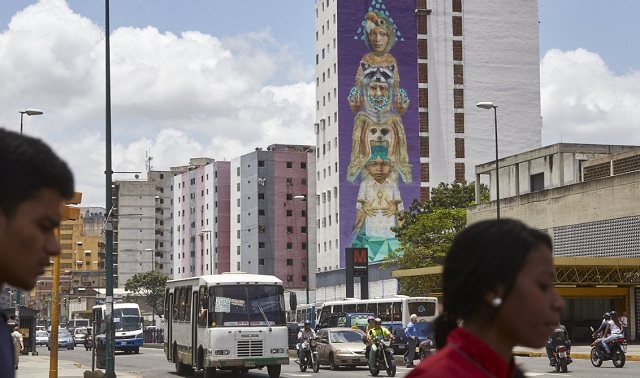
[
  {"x1": 293, "y1": 195, "x2": 310, "y2": 305},
  {"x1": 201, "y1": 230, "x2": 213, "y2": 274},
  {"x1": 14, "y1": 108, "x2": 44, "y2": 323},
  {"x1": 476, "y1": 102, "x2": 500, "y2": 219},
  {"x1": 19, "y1": 108, "x2": 43, "y2": 134}
]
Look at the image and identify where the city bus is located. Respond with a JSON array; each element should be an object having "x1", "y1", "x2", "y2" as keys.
[
  {"x1": 293, "y1": 303, "x2": 319, "y2": 327},
  {"x1": 317, "y1": 296, "x2": 438, "y2": 352},
  {"x1": 92, "y1": 303, "x2": 144, "y2": 353},
  {"x1": 164, "y1": 274, "x2": 289, "y2": 378}
]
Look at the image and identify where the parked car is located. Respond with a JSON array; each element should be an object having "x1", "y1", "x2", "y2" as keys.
[
  {"x1": 73, "y1": 327, "x2": 88, "y2": 346},
  {"x1": 49, "y1": 329, "x2": 74, "y2": 350},
  {"x1": 36, "y1": 331, "x2": 49, "y2": 346},
  {"x1": 316, "y1": 312, "x2": 374, "y2": 331},
  {"x1": 316, "y1": 327, "x2": 368, "y2": 369}
]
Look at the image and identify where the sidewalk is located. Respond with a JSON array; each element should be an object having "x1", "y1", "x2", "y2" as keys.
[
  {"x1": 16, "y1": 354, "x2": 141, "y2": 378},
  {"x1": 513, "y1": 343, "x2": 640, "y2": 361}
]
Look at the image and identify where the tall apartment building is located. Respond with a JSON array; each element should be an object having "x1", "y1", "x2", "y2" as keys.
[
  {"x1": 230, "y1": 145, "x2": 317, "y2": 303},
  {"x1": 113, "y1": 170, "x2": 174, "y2": 287},
  {"x1": 314, "y1": 0, "x2": 542, "y2": 299},
  {"x1": 172, "y1": 158, "x2": 231, "y2": 278}
]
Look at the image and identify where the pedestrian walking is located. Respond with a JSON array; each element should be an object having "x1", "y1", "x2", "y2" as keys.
[
  {"x1": 404, "y1": 314, "x2": 418, "y2": 367},
  {"x1": 620, "y1": 311, "x2": 630, "y2": 342},
  {"x1": 0, "y1": 128, "x2": 75, "y2": 377},
  {"x1": 11, "y1": 324, "x2": 23, "y2": 370}
]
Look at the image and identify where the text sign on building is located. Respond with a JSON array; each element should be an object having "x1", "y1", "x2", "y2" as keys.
[{"x1": 346, "y1": 248, "x2": 369, "y2": 277}]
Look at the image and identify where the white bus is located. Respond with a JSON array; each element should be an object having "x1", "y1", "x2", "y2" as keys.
[
  {"x1": 164, "y1": 274, "x2": 289, "y2": 378},
  {"x1": 293, "y1": 304, "x2": 320, "y2": 327},
  {"x1": 317, "y1": 296, "x2": 438, "y2": 350},
  {"x1": 92, "y1": 303, "x2": 144, "y2": 353}
]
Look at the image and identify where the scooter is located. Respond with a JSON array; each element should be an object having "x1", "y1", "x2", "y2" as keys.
[
  {"x1": 85, "y1": 334, "x2": 92, "y2": 351},
  {"x1": 296, "y1": 337, "x2": 320, "y2": 373},
  {"x1": 369, "y1": 336, "x2": 396, "y2": 377},
  {"x1": 590, "y1": 327, "x2": 626, "y2": 368}
]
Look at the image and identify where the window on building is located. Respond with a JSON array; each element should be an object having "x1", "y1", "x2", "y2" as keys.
[
  {"x1": 287, "y1": 161, "x2": 292, "y2": 168},
  {"x1": 287, "y1": 193, "x2": 293, "y2": 200},
  {"x1": 259, "y1": 258, "x2": 265, "y2": 265},
  {"x1": 301, "y1": 162, "x2": 307, "y2": 169},
  {"x1": 287, "y1": 242, "x2": 293, "y2": 249},
  {"x1": 287, "y1": 259, "x2": 293, "y2": 266},
  {"x1": 258, "y1": 160, "x2": 265, "y2": 167},
  {"x1": 530, "y1": 173, "x2": 544, "y2": 192},
  {"x1": 258, "y1": 209, "x2": 265, "y2": 216},
  {"x1": 287, "y1": 210, "x2": 293, "y2": 217},
  {"x1": 287, "y1": 226, "x2": 293, "y2": 233},
  {"x1": 258, "y1": 193, "x2": 265, "y2": 200}
]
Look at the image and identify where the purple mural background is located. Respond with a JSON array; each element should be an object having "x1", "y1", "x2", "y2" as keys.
[{"x1": 338, "y1": 0, "x2": 419, "y2": 267}]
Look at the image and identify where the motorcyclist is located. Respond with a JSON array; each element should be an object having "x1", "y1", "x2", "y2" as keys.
[
  {"x1": 297, "y1": 320, "x2": 316, "y2": 363},
  {"x1": 545, "y1": 324, "x2": 571, "y2": 366},
  {"x1": 363, "y1": 315, "x2": 376, "y2": 359},
  {"x1": 599, "y1": 310, "x2": 624, "y2": 356},
  {"x1": 592, "y1": 312, "x2": 611, "y2": 339},
  {"x1": 367, "y1": 318, "x2": 395, "y2": 367}
]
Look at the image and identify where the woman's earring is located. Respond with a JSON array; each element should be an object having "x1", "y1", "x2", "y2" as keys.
[{"x1": 491, "y1": 297, "x2": 503, "y2": 308}]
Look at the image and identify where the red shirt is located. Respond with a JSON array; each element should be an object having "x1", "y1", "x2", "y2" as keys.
[{"x1": 405, "y1": 327, "x2": 518, "y2": 378}]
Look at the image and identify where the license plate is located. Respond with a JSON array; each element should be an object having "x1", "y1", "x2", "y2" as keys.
[
  {"x1": 245, "y1": 361, "x2": 256, "y2": 367},
  {"x1": 117, "y1": 341, "x2": 125, "y2": 345}
]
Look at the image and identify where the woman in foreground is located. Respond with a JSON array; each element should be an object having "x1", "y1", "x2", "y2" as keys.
[{"x1": 406, "y1": 219, "x2": 564, "y2": 377}]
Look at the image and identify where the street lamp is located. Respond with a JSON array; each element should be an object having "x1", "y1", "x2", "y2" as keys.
[
  {"x1": 201, "y1": 229, "x2": 213, "y2": 275},
  {"x1": 19, "y1": 108, "x2": 43, "y2": 134},
  {"x1": 476, "y1": 101, "x2": 500, "y2": 219},
  {"x1": 293, "y1": 195, "x2": 310, "y2": 305}
]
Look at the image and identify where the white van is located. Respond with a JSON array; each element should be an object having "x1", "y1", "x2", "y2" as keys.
[{"x1": 67, "y1": 319, "x2": 90, "y2": 332}]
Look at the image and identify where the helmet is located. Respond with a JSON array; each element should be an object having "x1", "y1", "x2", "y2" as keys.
[
  {"x1": 609, "y1": 311, "x2": 618, "y2": 317},
  {"x1": 304, "y1": 320, "x2": 312, "y2": 325},
  {"x1": 603, "y1": 312, "x2": 611, "y2": 319},
  {"x1": 367, "y1": 315, "x2": 375, "y2": 321},
  {"x1": 374, "y1": 318, "x2": 382, "y2": 324}
]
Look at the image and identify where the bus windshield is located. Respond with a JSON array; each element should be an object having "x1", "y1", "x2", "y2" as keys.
[
  {"x1": 208, "y1": 284, "x2": 285, "y2": 327},
  {"x1": 114, "y1": 308, "x2": 141, "y2": 331}
]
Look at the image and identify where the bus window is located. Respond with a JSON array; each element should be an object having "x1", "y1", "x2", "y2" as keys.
[
  {"x1": 198, "y1": 286, "x2": 208, "y2": 327},
  {"x1": 378, "y1": 303, "x2": 391, "y2": 322},
  {"x1": 366, "y1": 303, "x2": 378, "y2": 315},
  {"x1": 178, "y1": 287, "x2": 187, "y2": 321},
  {"x1": 164, "y1": 288, "x2": 170, "y2": 322},
  {"x1": 184, "y1": 285, "x2": 192, "y2": 322},
  {"x1": 319, "y1": 307, "x2": 331, "y2": 323},
  {"x1": 392, "y1": 302, "x2": 402, "y2": 321},
  {"x1": 343, "y1": 304, "x2": 356, "y2": 312},
  {"x1": 173, "y1": 287, "x2": 181, "y2": 321},
  {"x1": 409, "y1": 301, "x2": 437, "y2": 317},
  {"x1": 334, "y1": 304, "x2": 343, "y2": 313}
]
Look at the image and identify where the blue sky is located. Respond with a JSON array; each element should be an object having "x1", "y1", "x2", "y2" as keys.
[{"x1": 1, "y1": 0, "x2": 639, "y2": 206}]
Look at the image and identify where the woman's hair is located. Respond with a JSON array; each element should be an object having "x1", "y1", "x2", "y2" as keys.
[
  {"x1": 434, "y1": 219, "x2": 552, "y2": 349},
  {"x1": 364, "y1": 11, "x2": 395, "y2": 54}
]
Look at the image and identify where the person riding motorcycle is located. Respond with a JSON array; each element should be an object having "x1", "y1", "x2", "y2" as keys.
[
  {"x1": 367, "y1": 318, "x2": 394, "y2": 367},
  {"x1": 364, "y1": 315, "x2": 376, "y2": 359},
  {"x1": 545, "y1": 324, "x2": 571, "y2": 366},
  {"x1": 592, "y1": 312, "x2": 611, "y2": 339},
  {"x1": 598, "y1": 311, "x2": 624, "y2": 356},
  {"x1": 297, "y1": 320, "x2": 316, "y2": 363}
]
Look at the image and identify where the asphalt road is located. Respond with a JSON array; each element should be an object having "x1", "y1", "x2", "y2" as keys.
[{"x1": 34, "y1": 345, "x2": 640, "y2": 378}]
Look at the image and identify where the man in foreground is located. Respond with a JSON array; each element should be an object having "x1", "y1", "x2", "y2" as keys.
[{"x1": 0, "y1": 128, "x2": 75, "y2": 377}]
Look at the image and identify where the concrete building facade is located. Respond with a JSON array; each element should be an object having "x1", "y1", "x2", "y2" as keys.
[
  {"x1": 230, "y1": 145, "x2": 317, "y2": 303},
  {"x1": 172, "y1": 158, "x2": 231, "y2": 278},
  {"x1": 314, "y1": 0, "x2": 543, "y2": 300}
]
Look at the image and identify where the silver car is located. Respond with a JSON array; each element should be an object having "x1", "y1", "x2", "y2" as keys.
[
  {"x1": 35, "y1": 331, "x2": 49, "y2": 346},
  {"x1": 316, "y1": 328, "x2": 368, "y2": 369}
]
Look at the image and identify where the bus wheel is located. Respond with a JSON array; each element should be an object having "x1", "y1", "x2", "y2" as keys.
[
  {"x1": 174, "y1": 350, "x2": 188, "y2": 376},
  {"x1": 267, "y1": 365, "x2": 281, "y2": 378},
  {"x1": 205, "y1": 367, "x2": 216, "y2": 378}
]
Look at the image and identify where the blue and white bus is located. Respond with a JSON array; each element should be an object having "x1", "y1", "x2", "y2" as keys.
[{"x1": 92, "y1": 303, "x2": 144, "y2": 353}]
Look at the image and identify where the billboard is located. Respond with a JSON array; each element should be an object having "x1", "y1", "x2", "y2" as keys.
[{"x1": 338, "y1": 0, "x2": 419, "y2": 266}]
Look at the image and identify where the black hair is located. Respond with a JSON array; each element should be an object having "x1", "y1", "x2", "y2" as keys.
[
  {"x1": 434, "y1": 219, "x2": 552, "y2": 349},
  {"x1": 0, "y1": 128, "x2": 74, "y2": 217}
]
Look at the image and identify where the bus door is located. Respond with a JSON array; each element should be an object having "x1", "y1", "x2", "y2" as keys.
[
  {"x1": 165, "y1": 289, "x2": 173, "y2": 360},
  {"x1": 191, "y1": 290, "x2": 198, "y2": 366}
]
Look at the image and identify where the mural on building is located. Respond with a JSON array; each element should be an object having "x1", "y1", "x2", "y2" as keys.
[{"x1": 339, "y1": 0, "x2": 419, "y2": 264}]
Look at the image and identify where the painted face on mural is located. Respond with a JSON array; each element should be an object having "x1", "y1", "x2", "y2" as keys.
[
  {"x1": 368, "y1": 27, "x2": 389, "y2": 53},
  {"x1": 367, "y1": 81, "x2": 390, "y2": 110},
  {"x1": 366, "y1": 157, "x2": 391, "y2": 183}
]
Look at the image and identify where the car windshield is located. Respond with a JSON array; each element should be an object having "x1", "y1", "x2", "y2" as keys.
[
  {"x1": 75, "y1": 328, "x2": 87, "y2": 334},
  {"x1": 36, "y1": 331, "x2": 48, "y2": 337},
  {"x1": 331, "y1": 330, "x2": 363, "y2": 343},
  {"x1": 114, "y1": 308, "x2": 141, "y2": 331},
  {"x1": 59, "y1": 330, "x2": 71, "y2": 337}
]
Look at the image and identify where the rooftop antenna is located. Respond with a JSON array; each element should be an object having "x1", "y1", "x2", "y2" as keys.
[{"x1": 145, "y1": 151, "x2": 153, "y2": 172}]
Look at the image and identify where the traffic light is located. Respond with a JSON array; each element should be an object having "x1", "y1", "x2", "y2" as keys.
[{"x1": 63, "y1": 298, "x2": 67, "y2": 306}]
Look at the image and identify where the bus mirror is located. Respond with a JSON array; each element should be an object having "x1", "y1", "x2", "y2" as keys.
[{"x1": 290, "y1": 292, "x2": 297, "y2": 311}]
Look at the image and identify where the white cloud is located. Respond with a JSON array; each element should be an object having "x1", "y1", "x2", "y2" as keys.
[
  {"x1": 541, "y1": 48, "x2": 640, "y2": 146},
  {"x1": 0, "y1": 0, "x2": 315, "y2": 206}
]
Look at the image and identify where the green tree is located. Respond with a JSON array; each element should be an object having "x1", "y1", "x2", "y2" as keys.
[
  {"x1": 382, "y1": 181, "x2": 489, "y2": 295},
  {"x1": 124, "y1": 271, "x2": 168, "y2": 320}
]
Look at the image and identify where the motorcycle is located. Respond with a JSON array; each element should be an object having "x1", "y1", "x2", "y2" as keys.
[
  {"x1": 550, "y1": 344, "x2": 571, "y2": 373},
  {"x1": 590, "y1": 329, "x2": 626, "y2": 368},
  {"x1": 418, "y1": 338, "x2": 437, "y2": 361},
  {"x1": 85, "y1": 334, "x2": 92, "y2": 351},
  {"x1": 297, "y1": 337, "x2": 320, "y2": 373},
  {"x1": 369, "y1": 337, "x2": 396, "y2": 377}
]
